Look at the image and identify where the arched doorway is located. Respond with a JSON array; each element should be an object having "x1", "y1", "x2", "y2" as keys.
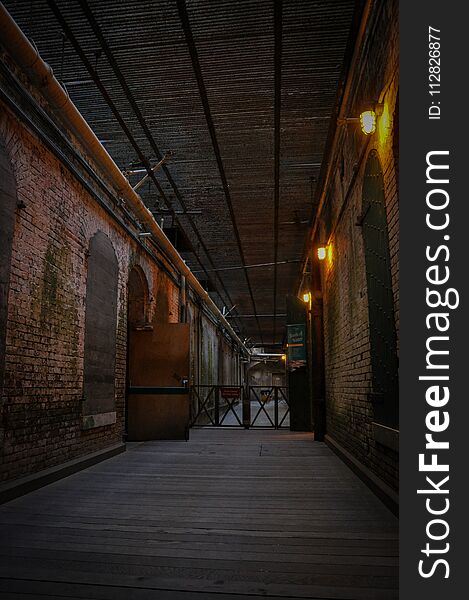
[
  {"x1": 361, "y1": 150, "x2": 398, "y2": 428},
  {"x1": 126, "y1": 265, "x2": 150, "y2": 437},
  {"x1": 128, "y1": 266, "x2": 149, "y2": 330},
  {"x1": 82, "y1": 232, "x2": 119, "y2": 424}
]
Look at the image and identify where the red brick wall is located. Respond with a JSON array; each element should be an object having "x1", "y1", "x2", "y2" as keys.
[
  {"x1": 0, "y1": 104, "x2": 182, "y2": 483},
  {"x1": 0, "y1": 90, "x2": 242, "y2": 483},
  {"x1": 319, "y1": 0, "x2": 399, "y2": 491}
]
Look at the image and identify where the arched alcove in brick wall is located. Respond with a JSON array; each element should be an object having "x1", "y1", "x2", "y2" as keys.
[
  {"x1": 126, "y1": 265, "x2": 150, "y2": 434},
  {"x1": 82, "y1": 232, "x2": 119, "y2": 421},
  {"x1": 361, "y1": 150, "x2": 399, "y2": 429},
  {"x1": 128, "y1": 266, "x2": 149, "y2": 329},
  {"x1": 0, "y1": 138, "x2": 17, "y2": 395}
]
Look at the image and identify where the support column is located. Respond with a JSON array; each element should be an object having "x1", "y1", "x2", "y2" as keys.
[{"x1": 311, "y1": 296, "x2": 326, "y2": 441}]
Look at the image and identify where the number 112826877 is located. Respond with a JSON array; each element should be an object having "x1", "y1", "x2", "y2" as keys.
[{"x1": 428, "y1": 26, "x2": 441, "y2": 120}]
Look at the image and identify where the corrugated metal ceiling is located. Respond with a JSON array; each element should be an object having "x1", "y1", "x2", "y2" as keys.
[{"x1": 3, "y1": 0, "x2": 358, "y2": 346}]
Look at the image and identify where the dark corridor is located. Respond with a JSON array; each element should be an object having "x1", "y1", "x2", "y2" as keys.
[{"x1": 0, "y1": 1, "x2": 399, "y2": 598}]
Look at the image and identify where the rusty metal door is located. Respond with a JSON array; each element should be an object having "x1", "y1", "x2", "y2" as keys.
[{"x1": 127, "y1": 323, "x2": 190, "y2": 441}]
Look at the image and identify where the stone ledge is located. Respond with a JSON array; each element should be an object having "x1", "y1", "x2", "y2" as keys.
[
  {"x1": 372, "y1": 422, "x2": 399, "y2": 452},
  {"x1": 325, "y1": 434, "x2": 398, "y2": 516},
  {"x1": 82, "y1": 411, "x2": 116, "y2": 430},
  {"x1": 0, "y1": 442, "x2": 125, "y2": 505}
]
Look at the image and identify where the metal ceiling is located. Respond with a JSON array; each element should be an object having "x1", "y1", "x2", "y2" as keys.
[{"x1": 3, "y1": 0, "x2": 358, "y2": 346}]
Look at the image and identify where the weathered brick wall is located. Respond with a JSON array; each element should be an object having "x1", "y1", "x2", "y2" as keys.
[
  {"x1": 200, "y1": 317, "x2": 218, "y2": 386},
  {"x1": 0, "y1": 101, "x2": 183, "y2": 483},
  {"x1": 0, "y1": 84, "x2": 243, "y2": 482},
  {"x1": 220, "y1": 343, "x2": 236, "y2": 385},
  {"x1": 187, "y1": 301, "x2": 199, "y2": 387},
  {"x1": 320, "y1": 0, "x2": 399, "y2": 491},
  {"x1": 186, "y1": 298, "x2": 240, "y2": 388}
]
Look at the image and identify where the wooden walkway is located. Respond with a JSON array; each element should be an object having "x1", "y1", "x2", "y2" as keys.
[{"x1": 0, "y1": 429, "x2": 398, "y2": 599}]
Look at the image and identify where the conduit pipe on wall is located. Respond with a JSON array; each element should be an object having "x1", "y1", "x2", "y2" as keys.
[
  {"x1": 0, "y1": 2, "x2": 245, "y2": 351},
  {"x1": 296, "y1": 0, "x2": 374, "y2": 294}
]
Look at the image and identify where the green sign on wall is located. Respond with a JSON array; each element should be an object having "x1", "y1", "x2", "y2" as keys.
[{"x1": 287, "y1": 323, "x2": 306, "y2": 369}]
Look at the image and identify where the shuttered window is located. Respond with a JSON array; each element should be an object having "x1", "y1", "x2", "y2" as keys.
[
  {"x1": 361, "y1": 151, "x2": 398, "y2": 428},
  {"x1": 82, "y1": 232, "x2": 118, "y2": 415}
]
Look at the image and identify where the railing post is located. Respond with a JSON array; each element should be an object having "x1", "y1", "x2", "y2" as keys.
[
  {"x1": 214, "y1": 385, "x2": 220, "y2": 426},
  {"x1": 274, "y1": 386, "x2": 279, "y2": 429},
  {"x1": 243, "y1": 386, "x2": 250, "y2": 429}
]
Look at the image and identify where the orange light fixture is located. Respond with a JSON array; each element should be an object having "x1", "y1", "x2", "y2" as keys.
[
  {"x1": 317, "y1": 246, "x2": 327, "y2": 260},
  {"x1": 360, "y1": 110, "x2": 377, "y2": 135}
]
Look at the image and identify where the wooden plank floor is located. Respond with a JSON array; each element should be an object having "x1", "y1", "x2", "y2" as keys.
[{"x1": 0, "y1": 429, "x2": 398, "y2": 599}]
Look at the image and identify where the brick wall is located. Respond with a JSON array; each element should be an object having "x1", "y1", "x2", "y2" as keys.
[
  {"x1": 186, "y1": 296, "x2": 241, "y2": 423},
  {"x1": 0, "y1": 80, "x2": 243, "y2": 483},
  {"x1": 319, "y1": 0, "x2": 399, "y2": 491},
  {"x1": 0, "y1": 103, "x2": 184, "y2": 482}
]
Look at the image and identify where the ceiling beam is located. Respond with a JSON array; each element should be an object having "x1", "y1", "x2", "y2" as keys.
[
  {"x1": 227, "y1": 314, "x2": 287, "y2": 318},
  {"x1": 176, "y1": 0, "x2": 263, "y2": 344},
  {"x1": 48, "y1": 0, "x2": 244, "y2": 335},
  {"x1": 272, "y1": 0, "x2": 283, "y2": 344},
  {"x1": 193, "y1": 259, "x2": 300, "y2": 274}
]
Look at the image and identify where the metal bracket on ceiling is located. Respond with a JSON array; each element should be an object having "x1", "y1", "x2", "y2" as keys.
[
  {"x1": 125, "y1": 150, "x2": 173, "y2": 192},
  {"x1": 222, "y1": 304, "x2": 237, "y2": 317}
]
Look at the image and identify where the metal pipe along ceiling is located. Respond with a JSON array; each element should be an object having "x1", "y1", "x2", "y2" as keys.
[
  {"x1": 45, "y1": 0, "x2": 244, "y2": 338},
  {"x1": 0, "y1": 1, "x2": 246, "y2": 352},
  {"x1": 176, "y1": 0, "x2": 264, "y2": 344}
]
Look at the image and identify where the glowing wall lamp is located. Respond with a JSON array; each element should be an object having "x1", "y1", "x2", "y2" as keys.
[
  {"x1": 359, "y1": 110, "x2": 377, "y2": 135},
  {"x1": 339, "y1": 103, "x2": 383, "y2": 136},
  {"x1": 317, "y1": 246, "x2": 327, "y2": 260},
  {"x1": 302, "y1": 292, "x2": 311, "y2": 303}
]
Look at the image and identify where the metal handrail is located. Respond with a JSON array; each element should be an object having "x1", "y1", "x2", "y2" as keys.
[{"x1": 190, "y1": 385, "x2": 289, "y2": 429}]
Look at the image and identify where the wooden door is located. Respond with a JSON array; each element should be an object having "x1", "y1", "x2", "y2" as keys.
[{"x1": 127, "y1": 323, "x2": 190, "y2": 441}]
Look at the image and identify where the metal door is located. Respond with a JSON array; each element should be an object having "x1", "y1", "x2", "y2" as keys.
[{"x1": 127, "y1": 323, "x2": 190, "y2": 440}]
